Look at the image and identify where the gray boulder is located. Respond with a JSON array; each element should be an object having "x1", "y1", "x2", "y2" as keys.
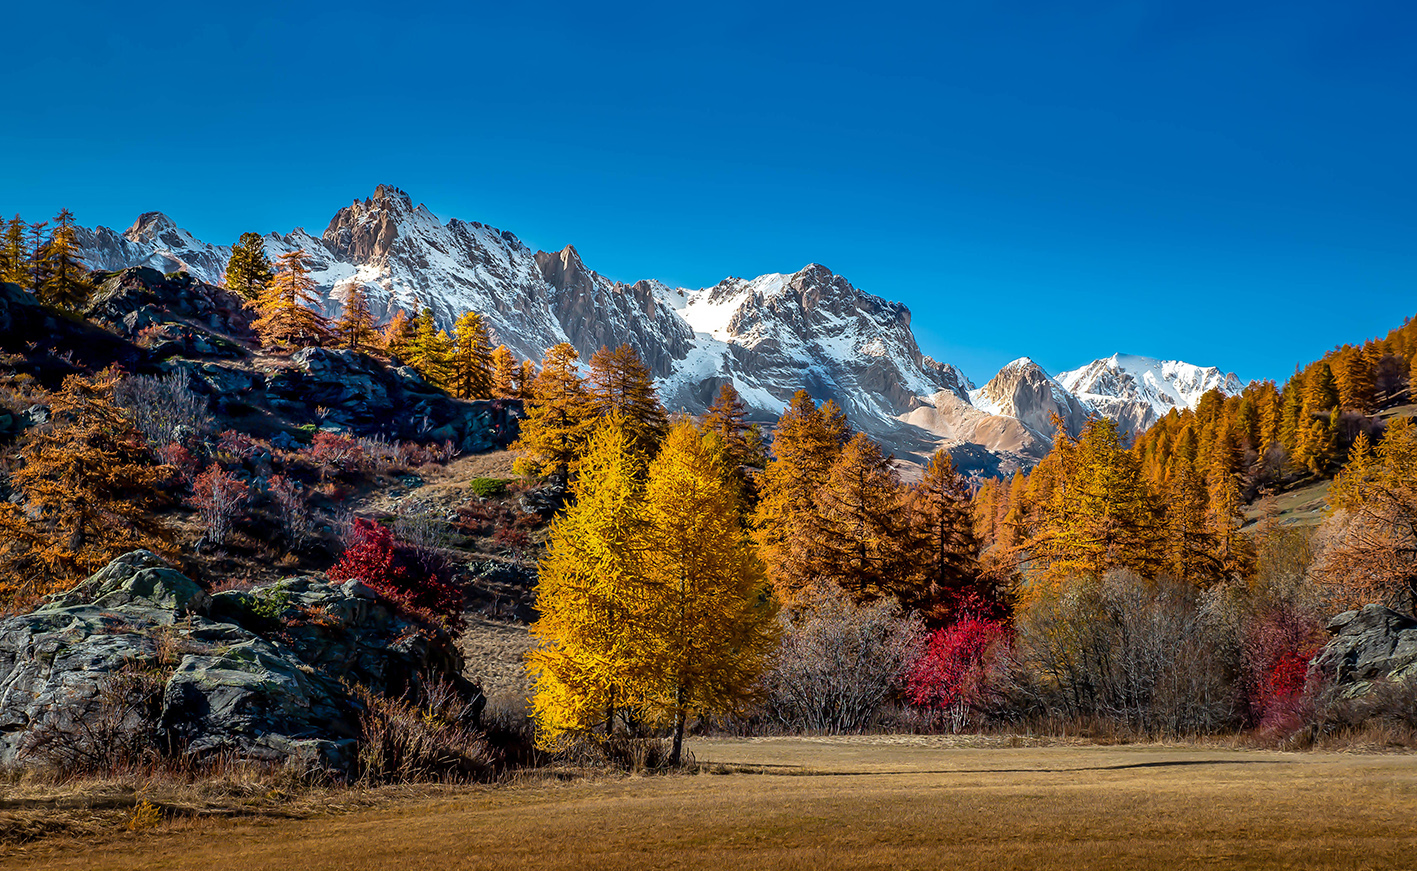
[
  {"x1": 1310, "y1": 604, "x2": 1417, "y2": 696},
  {"x1": 0, "y1": 551, "x2": 477, "y2": 775}
]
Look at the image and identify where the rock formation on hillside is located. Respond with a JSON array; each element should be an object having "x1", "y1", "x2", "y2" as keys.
[{"x1": 0, "y1": 552, "x2": 477, "y2": 774}]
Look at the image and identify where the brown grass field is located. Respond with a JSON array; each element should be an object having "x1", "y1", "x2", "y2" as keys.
[{"x1": 6, "y1": 737, "x2": 1417, "y2": 870}]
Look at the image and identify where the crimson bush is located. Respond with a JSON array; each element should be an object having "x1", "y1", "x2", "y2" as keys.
[{"x1": 329, "y1": 518, "x2": 464, "y2": 629}]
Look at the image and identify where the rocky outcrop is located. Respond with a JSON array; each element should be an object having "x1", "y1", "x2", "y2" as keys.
[
  {"x1": 0, "y1": 551, "x2": 477, "y2": 774},
  {"x1": 258, "y1": 347, "x2": 523, "y2": 451},
  {"x1": 537, "y1": 245, "x2": 694, "y2": 378},
  {"x1": 84, "y1": 267, "x2": 256, "y2": 349},
  {"x1": 1310, "y1": 605, "x2": 1417, "y2": 696},
  {"x1": 0, "y1": 281, "x2": 142, "y2": 386}
]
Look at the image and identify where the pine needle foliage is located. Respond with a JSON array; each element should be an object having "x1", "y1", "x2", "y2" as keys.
[
  {"x1": 224, "y1": 232, "x2": 273, "y2": 302},
  {"x1": 253, "y1": 249, "x2": 328, "y2": 348}
]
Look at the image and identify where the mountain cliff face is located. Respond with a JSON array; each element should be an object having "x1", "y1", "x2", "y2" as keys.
[
  {"x1": 67, "y1": 184, "x2": 1239, "y2": 472},
  {"x1": 968, "y1": 358, "x2": 1093, "y2": 441}
]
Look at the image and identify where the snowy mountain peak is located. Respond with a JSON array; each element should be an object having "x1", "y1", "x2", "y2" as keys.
[
  {"x1": 1055, "y1": 353, "x2": 1242, "y2": 438},
  {"x1": 968, "y1": 357, "x2": 1090, "y2": 439},
  {"x1": 66, "y1": 184, "x2": 1241, "y2": 475}
]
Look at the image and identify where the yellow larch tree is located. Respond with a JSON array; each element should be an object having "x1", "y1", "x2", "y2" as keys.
[
  {"x1": 253, "y1": 248, "x2": 329, "y2": 348},
  {"x1": 638, "y1": 421, "x2": 780, "y2": 765},
  {"x1": 526, "y1": 414, "x2": 650, "y2": 745},
  {"x1": 490, "y1": 345, "x2": 520, "y2": 398},
  {"x1": 512, "y1": 342, "x2": 595, "y2": 478},
  {"x1": 907, "y1": 449, "x2": 983, "y2": 624}
]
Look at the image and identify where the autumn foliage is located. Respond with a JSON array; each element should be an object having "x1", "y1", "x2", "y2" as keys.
[{"x1": 328, "y1": 519, "x2": 464, "y2": 629}]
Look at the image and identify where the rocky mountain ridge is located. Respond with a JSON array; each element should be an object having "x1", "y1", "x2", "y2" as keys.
[{"x1": 68, "y1": 184, "x2": 1239, "y2": 471}]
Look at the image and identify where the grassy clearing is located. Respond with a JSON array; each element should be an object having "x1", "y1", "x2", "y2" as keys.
[{"x1": 7, "y1": 738, "x2": 1417, "y2": 870}]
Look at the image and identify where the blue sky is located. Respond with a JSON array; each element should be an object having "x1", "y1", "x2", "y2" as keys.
[{"x1": 3, "y1": 1, "x2": 1414, "y2": 386}]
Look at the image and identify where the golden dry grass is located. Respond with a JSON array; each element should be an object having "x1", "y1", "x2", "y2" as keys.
[{"x1": 7, "y1": 738, "x2": 1417, "y2": 870}]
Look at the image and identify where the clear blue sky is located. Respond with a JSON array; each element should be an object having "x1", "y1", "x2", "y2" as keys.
[{"x1": 4, "y1": 1, "x2": 1414, "y2": 386}]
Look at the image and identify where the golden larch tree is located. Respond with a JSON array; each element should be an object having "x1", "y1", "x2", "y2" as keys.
[
  {"x1": 907, "y1": 449, "x2": 983, "y2": 624},
  {"x1": 512, "y1": 342, "x2": 595, "y2": 478},
  {"x1": 0, "y1": 371, "x2": 171, "y2": 605},
  {"x1": 752, "y1": 391, "x2": 848, "y2": 603},
  {"x1": 526, "y1": 415, "x2": 650, "y2": 745},
  {"x1": 490, "y1": 345, "x2": 520, "y2": 398},
  {"x1": 638, "y1": 421, "x2": 780, "y2": 764},
  {"x1": 333, "y1": 282, "x2": 377, "y2": 353},
  {"x1": 586, "y1": 344, "x2": 668, "y2": 456},
  {"x1": 253, "y1": 248, "x2": 329, "y2": 348}
]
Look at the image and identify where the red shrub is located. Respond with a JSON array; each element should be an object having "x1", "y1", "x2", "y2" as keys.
[
  {"x1": 215, "y1": 429, "x2": 263, "y2": 464},
  {"x1": 192, "y1": 463, "x2": 251, "y2": 546},
  {"x1": 308, "y1": 431, "x2": 363, "y2": 478},
  {"x1": 905, "y1": 613, "x2": 1011, "y2": 732},
  {"x1": 1243, "y1": 607, "x2": 1321, "y2": 730},
  {"x1": 329, "y1": 519, "x2": 463, "y2": 629},
  {"x1": 157, "y1": 442, "x2": 198, "y2": 482}
]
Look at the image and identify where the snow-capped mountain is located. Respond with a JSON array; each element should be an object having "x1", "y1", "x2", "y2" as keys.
[
  {"x1": 66, "y1": 184, "x2": 1241, "y2": 472},
  {"x1": 1056, "y1": 354, "x2": 1243, "y2": 438},
  {"x1": 68, "y1": 185, "x2": 965, "y2": 446}
]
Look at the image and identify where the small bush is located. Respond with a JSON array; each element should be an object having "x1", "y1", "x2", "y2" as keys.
[
  {"x1": 191, "y1": 464, "x2": 250, "y2": 547},
  {"x1": 329, "y1": 519, "x2": 464, "y2": 629},
  {"x1": 113, "y1": 371, "x2": 213, "y2": 449},
  {"x1": 468, "y1": 477, "x2": 509, "y2": 499},
  {"x1": 267, "y1": 474, "x2": 315, "y2": 548},
  {"x1": 905, "y1": 613, "x2": 1012, "y2": 732},
  {"x1": 763, "y1": 587, "x2": 924, "y2": 734},
  {"x1": 393, "y1": 501, "x2": 457, "y2": 553},
  {"x1": 307, "y1": 431, "x2": 363, "y2": 478},
  {"x1": 353, "y1": 681, "x2": 493, "y2": 784}
]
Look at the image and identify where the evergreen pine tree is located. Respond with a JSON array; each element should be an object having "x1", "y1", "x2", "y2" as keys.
[
  {"x1": 224, "y1": 232, "x2": 273, "y2": 302},
  {"x1": 450, "y1": 312, "x2": 494, "y2": 399}
]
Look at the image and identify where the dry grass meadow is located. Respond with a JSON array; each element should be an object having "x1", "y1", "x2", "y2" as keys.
[{"x1": 6, "y1": 737, "x2": 1417, "y2": 870}]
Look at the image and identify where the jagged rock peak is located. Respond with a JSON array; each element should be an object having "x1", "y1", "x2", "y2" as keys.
[
  {"x1": 372, "y1": 184, "x2": 413, "y2": 207},
  {"x1": 970, "y1": 356, "x2": 1091, "y2": 440},
  {"x1": 124, "y1": 211, "x2": 179, "y2": 243},
  {"x1": 535, "y1": 245, "x2": 591, "y2": 293}
]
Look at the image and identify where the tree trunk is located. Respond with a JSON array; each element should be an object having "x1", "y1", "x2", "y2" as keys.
[{"x1": 670, "y1": 705, "x2": 686, "y2": 767}]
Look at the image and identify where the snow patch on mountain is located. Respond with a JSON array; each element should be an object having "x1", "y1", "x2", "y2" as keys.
[{"x1": 1056, "y1": 353, "x2": 1242, "y2": 436}]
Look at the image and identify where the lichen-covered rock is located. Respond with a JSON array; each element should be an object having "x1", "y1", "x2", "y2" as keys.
[
  {"x1": 1310, "y1": 604, "x2": 1417, "y2": 697},
  {"x1": 0, "y1": 551, "x2": 478, "y2": 775}
]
